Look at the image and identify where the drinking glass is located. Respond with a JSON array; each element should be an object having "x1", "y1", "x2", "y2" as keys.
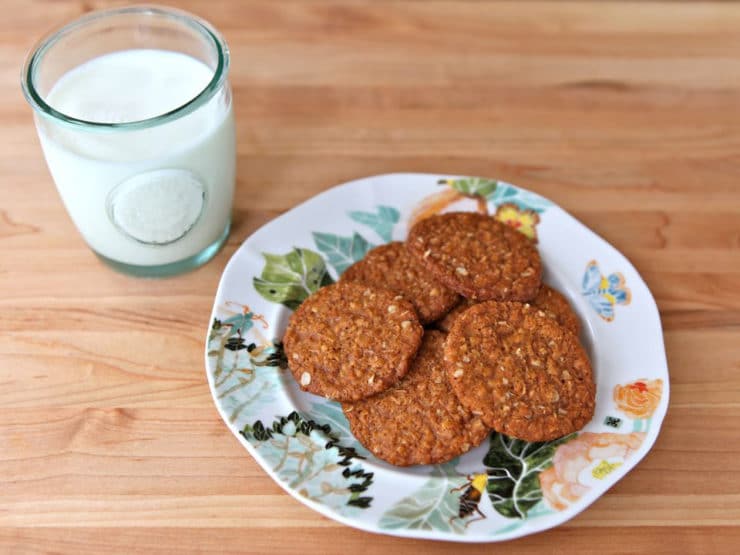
[{"x1": 21, "y1": 6, "x2": 235, "y2": 277}]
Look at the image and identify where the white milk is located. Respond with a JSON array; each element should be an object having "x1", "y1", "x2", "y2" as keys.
[{"x1": 37, "y1": 49, "x2": 235, "y2": 267}]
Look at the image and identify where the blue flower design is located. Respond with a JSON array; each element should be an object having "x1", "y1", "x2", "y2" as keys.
[{"x1": 581, "y1": 260, "x2": 631, "y2": 321}]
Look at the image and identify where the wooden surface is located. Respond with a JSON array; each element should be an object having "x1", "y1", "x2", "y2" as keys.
[{"x1": 2, "y1": 1, "x2": 740, "y2": 553}]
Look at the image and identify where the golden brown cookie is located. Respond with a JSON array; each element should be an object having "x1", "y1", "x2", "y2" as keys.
[
  {"x1": 407, "y1": 212, "x2": 542, "y2": 301},
  {"x1": 340, "y1": 242, "x2": 460, "y2": 324},
  {"x1": 531, "y1": 284, "x2": 581, "y2": 336},
  {"x1": 444, "y1": 301, "x2": 595, "y2": 441},
  {"x1": 434, "y1": 299, "x2": 478, "y2": 333},
  {"x1": 440, "y1": 287, "x2": 580, "y2": 336},
  {"x1": 283, "y1": 282, "x2": 423, "y2": 402},
  {"x1": 343, "y1": 330, "x2": 490, "y2": 466}
]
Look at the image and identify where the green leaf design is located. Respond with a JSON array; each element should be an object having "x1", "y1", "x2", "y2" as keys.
[
  {"x1": 487, "y1": 183, "x2": 552, "y2": 213},
  {"x1": 312, "y1": 232, "x2": 373, "y2": 275},
  {"x1": 220, "y1": 311, "x2": 256, "y2": 337},
  {"x1": 489, "y1": 501, "x2": 556, "y2": 536},
  {"x1": 252, "y1": 341, "x2": 288, "y2": 369},
  {"x1": 483, "y1": 432, "x2": 574, "y2": 519},
  {"x1": 240, "y1": 411, "x2": 374, "y2": 511},
  {"x1": 379, "y1": 462, "x2": 468, "y2": 534},
  {"x1": 348, "y1": 205, "x2": 400, "y2": 242},
  {"x1": 442, "y1": 177, "x2": 499, "y2": 198},
  {"x1": 253, "y1": 247, "x2": 333, "y2": 310},
  {"x1": 305, "y1": 401, "x2": 369, "y2": 456},
  {"x1": 207, "y1": 327, "x2": 284, "y2": 423}
]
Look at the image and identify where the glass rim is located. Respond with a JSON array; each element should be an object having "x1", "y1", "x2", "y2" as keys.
[{"x1": 20, "y1": 4, "x2": 230, "y2": 132}]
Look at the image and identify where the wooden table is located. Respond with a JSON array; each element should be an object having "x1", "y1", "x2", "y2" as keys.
[{"x1": 2, "y1": 1, "x2": 739, "y2": 553}]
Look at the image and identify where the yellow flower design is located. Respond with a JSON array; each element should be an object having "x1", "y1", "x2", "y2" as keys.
[
  {"x1": 591, "y1": 460, "x2": 622, "y2": 479},
  {"x1": 494, "y1": 203, "x2": 540, "y2": 242},
  {"x1": 539, "y1": 432, "x2": 645, "y2": 511},
  {"x1": 613, "y1": 379, "x2": 663, "y2": 419}
]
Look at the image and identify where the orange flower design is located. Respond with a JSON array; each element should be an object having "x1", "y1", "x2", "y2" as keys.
[
  {"x1": 407, "y1": 178, "x2": 493, "y2": 229},
  {"x1": 494, "y1": 203, "x2": 540, "y2": 242},
  {"x1": 613, "y1": 379, "x2": 663, "y2": 419},
  {"x1": 539, "y1": 432, "x2": 645, "y2": 511},
  {"x1": 407, "y1": 188, "x2": 465, "y2": 229}
]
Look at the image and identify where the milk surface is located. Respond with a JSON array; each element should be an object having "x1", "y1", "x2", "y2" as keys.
[{"x1": 38, "y1": 49, "x2": 235, "y2": 266}]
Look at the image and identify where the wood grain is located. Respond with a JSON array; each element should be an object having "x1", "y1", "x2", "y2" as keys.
[{"x1": 2, "y1": 1, "x2": 739, "y2": 553}]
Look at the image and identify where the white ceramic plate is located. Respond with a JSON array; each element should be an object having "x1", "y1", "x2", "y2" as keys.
[{"x1": 205, "y1": 173, "x2": 669, "y2": 542}]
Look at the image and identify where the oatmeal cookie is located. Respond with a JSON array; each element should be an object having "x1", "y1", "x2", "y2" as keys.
[
  {"x1": 434, "y1": 299, "x2": 477, "y2": 333},
  {"x1": 531, "y1": 284, "x2": 581, "y2": 336},
  {"x1": 343, "y1": 331, "x2": 490, "y2": 465},
  {"x1": 444, "y1": 301, "x2": 595, "y2": 441},
  {"x1": 407, "y1": 212, "x2": 542, "y2": 301},
  {"x1": 283, "y1": 282, "x2": 423, "y2": 402},
  {"x1": 341, "y1": 242, "x2": 459, "y2": 324}
]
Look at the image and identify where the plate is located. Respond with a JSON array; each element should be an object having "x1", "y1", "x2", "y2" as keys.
[{"x1": 205, "y1": 173, "x2": 669, "y2": 542}]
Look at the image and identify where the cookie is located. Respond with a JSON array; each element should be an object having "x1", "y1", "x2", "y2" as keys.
[
  {"x1": 407, "y1": 212, "x2": 542, "y2": 301},
  {"x1": 444, "y1": 301, "x2": 595, "y2": 441},
  {"x1": 440, "y1": 287, "x2": 580, "y2": 336},
  {"x1": 435, "y1": 299, "x2": 477, "y2": 333},
  {"x1": 531, "y1": 284, "x2": 581, "y2": 336},
  {"x1": 343, "y1": 331, "x2": 490, "y2": 466},
  {"x1": 341, "y1": 242, "x2": 460, "y2": 324},
  {"x1": 284, "y1": 282, "x2": 423, "y2": 402}
]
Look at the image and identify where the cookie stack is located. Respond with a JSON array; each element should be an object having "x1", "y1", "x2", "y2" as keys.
[{"x1": 283, "y1": 212, "x2": 595, "y2": 467}]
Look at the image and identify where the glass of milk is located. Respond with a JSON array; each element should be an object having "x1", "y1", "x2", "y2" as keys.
[{"x1": 21, "y1": 6, "x2": 235, "y2": 277}]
